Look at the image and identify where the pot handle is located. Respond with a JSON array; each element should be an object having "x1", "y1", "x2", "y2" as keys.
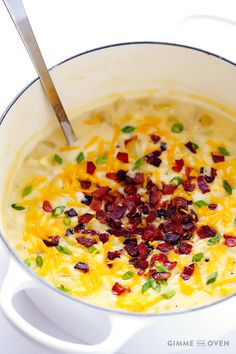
[{"x1": 0, "y1": 258, "x2": 148, "y2": 354}]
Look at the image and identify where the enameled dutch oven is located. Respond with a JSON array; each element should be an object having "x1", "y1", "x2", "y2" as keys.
[{"x1": 0, "y1": 42, "x2": 236, "y2": 354}]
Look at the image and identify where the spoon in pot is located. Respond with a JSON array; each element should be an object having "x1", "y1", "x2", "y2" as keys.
[{"x1": 3, "y1": 0, "x2": 77, "y2": 146}]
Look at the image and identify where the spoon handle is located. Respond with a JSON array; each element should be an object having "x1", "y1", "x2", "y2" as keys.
[{"x1": 3, "y1": 0, "x2": 77, "y2": 146}]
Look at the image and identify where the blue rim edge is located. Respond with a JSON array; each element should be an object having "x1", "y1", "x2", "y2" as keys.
[{"x1": 1, "y1": 41, "x2": 236, "y2": 318}]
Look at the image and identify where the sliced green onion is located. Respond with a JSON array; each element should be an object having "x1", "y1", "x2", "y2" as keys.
[
  {"x1": 57, "y1": 285, "x2": 70, "y2": 293},
  {"x1": 36, "y1": 255, "x2": 43, "y2": 268},
  {"x1": 52, "y1": 206, "x2": 65, "y2": 217},
  {"x1": 149, "y1": 277, "x2": 161, "y2": 291},
  {"x1": 122, "y1": 271, "x2": 134, "y2": 280},
  {"x1": 171, "y1": 122, "x2": 184, "y2": 133},
  {"x1": 121, "y1": 125, "x2": 135, "y2": 133},
  {"x1": 96, "y1": 154, "x2": 108, "y2": 165},
  {"x1": 218, "y1": 147, "x2": 230, "y2": 156},
  {"x1": 133, "y1": 157, "x2": 145, "y2": 170},
  {"x1": 206, "y1": 271, "x2": 218, "y2": 285},
  {"x1": 63, "y1": 216, "x2": 71, "y2": 226},
  {"x1": 194, "y1": 200, "x2": 209, "y2": 207},
  {"x1": 170, "y1": 176, "x2": 182, "y2": 186},
  {"x1": 234, "y1": 218, "x2": 236, "y2": 226},
  {"x1": 192, "y1": 252, "x2": 204, "y2": 263},
  {"x1": 162, "y1": 289, "x2": 176, "y2": 299},
  {"x1": 87, "y1": 245, "x2": 97, "y2": 253},
  {"x1": 155, "y1": 264, "x2": 168, "y2": 272},
  {"x1": 56, "y1": 245, "x2": 72, "y2": 255},
  {"x1": 54, "y1": 153, "x2": 63, "y2": 164},
  {"x1": 24, "y1": 258, "x2": 31, "y2": 267},
  {"x1": 207, "y1": 233, "x2": 221, "y2": 246},
  {"x1": 191, "y1": 142, "x2": 199, "y2": 150},
  {"x1": 141, "y1": 281, "x2": 151, "y2": 293},
  {"x1": 223, "y1": 179, "x2": 232, "y2": 195},
  {"x1": 22, "y1": 185, "x2": 32, "y2": 197},
  {"x1": 76, "y1": 152, "x2": 85, "y2": 164},
  {"x1": 11, "y1": 203, "x2": 25, "y2": 211}
]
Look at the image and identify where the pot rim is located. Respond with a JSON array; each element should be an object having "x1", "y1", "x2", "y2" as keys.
[{"x1": 1, "y1": 40, "x2": 236, "y2": 318}]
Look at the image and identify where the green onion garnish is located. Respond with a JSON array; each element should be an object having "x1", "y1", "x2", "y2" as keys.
[
  {"x1": 234, "y1": 218, "x2": 236, "y2": 226},
  {"x1": 63, "y1": 216, "x2": 71, "y2": 226},
  {"x1": 96, "y1": 154, "x2": 108, "y2": 165},
  {"x1": 122, "y1": 271, "x2": 134, "y2": 280},
  {"x1": 54, "y1": 153, "x2": 63, "y2": 164},
  {"x1": 218, "y1": 147, "x2": 230, "y2": 156},
  {"x1": 24, "y1": 258, "x2": 31, "y2": 267},
  {"x1": 36, "y1": 255, "x2": 43, "y2": 268},
  {"x1": 192, "y1": 252, "x2": 204, "y2": 263},
  {"x1": 11, "y1": 203, "x2": 25, "y2": 211},
  {"x1": 206, "y1": 271, "x2": 218, "y2": 285},
  {"x1": 52, "y1": 206, "x2": 65, "y2": 217},
  {"x1": 141, "y1": 281, "x2": 151, "y2": 293},
  {"x1": 57, "y1": 285, "x2": 70, "y2": 293},
  {"x1": 170, "y1": 176, "x2": 182, "y2": 186},
  {"x1": 171, "y1": 122, "x2": 184, "y2": 133},
  {"x1": 22, "y1": 185, "x2": 32, "y2": 197},
  {"x1": 133, "y1": 157, "x2": 145, "y2": 170},
  {"x1": 207, "y1": 233, "x2": 221, "y2": 246},
  {"x1": 76, "y1": 152, "x2": 85, "y2": 164},
  {"x1": 162, "y1": 289, "x2": 176, "y2": 299},
  {"x1": 149, "y1": 277, "x2": 161, "y2": 291},
  {"x1": 121, "y1": 125, "x2": 135, "y2": 133},
  {"x1": 155, "y1": 264, "x2": 168, "y2": 272},
  {"x1": 87, "y1": 245, "x2": 97, "y2": 253},
  {"x1": 194, "y1": 200, "x2": 209, "y2": 207},
  {"x1": 223, "y1": 179, "x2": 232, "y2": 195},
  {"x1": 56, "y1": 245, "x2": 72, "y2": 255}
]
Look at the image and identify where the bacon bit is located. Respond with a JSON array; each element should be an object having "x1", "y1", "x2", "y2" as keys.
[
  {"x1": 204, "y1": 167, "x2": 217, "y2": 183},
  {"x1": 112, "y1": 282, "x2": 130, "y2": 296},
  {"x1": 197, "y1": 175, "x2": 210, "y2": 194},
  {"x1": 106, "y1": 172, "x2": 118, "y2": 181},
  {"x1": 164, "y1": 260, "x2": 177, "y2": 270},
  {"x1": 43, "y1": 236, "x2": 60, "y2": 247},
  {"x1": 137, "y1": 242, "x2": 148, "y2": 260},
  {"x1": 74, "y1": 262, "x2": 89, "y2": 273},
  {"x1": 185, "y1": 167, "x2": 195, "y2": 180},
  {"x1": 107, "y1": 250, "x2": 122, "y2": 260},
  {"x1": 92, "y1": 186, "x2": 111, "y2": 198},
  {"x1": 116, "y1": 152, "x2": 129, "y2": 163},
  {"x1": 129, "y1": 258, "x2": 149, "y2": 269},
  {"x1": 90, "y1": 198, "x2": 102, "y2": 211},
  {"x1": 163, "y1": 231, "x2": 181, "y2": 244},
  {"x1": 74, "y1": 223, "x2": 85, "y2": 233},
  {"x1": 177, "y1": 241, "x2": 192, "y2": 255},
  {"x1": 124, "y1": 135, "x2": 137, "y2": 146},
  {"x1": 43, "y1": 200, "x2": 53, "y2": 212},
  {"x1": 150, "y1": 134, "x2": 160, "y2": 144},
  {"x1": 224, "y1": 235, "x2": 236, "y2": 247},
  {"x1": 197, "y1": 225, "x2": 216, "y2": 239},
  {"x1": 146, "y1": 179, "x2": 159, "y2": 192},
  {"x1": 124, "y1": 239, "x2": 139, "y2": 257},
  {"x1": 157, "y1": 242, "x2": 174, "y2": 253},
  {"x1": 145, "y1": 150, "x2": 162, "y2": 167},
  {"x1": 76, "y1": 237, "x2": 97, "y2": 247},
  {"x1": 185, "y1": 141, "x2": 198, "y2": 154},
  {"x1": 152, "y1": 272, "x2": 171, "y2": 281},
  {"x1": 171, "y1": 197, "x2": 189, "y2": 210},
  {"x1": 172, "y1": 159, "x2": 184, "y2": 173},
  {"x1": 99, "y1": 233, "x2": 109, "y2": 243},
  {"x1": 146, "y1": 212, "x2": 157, "y2": 224},
  {"x1": 149, "y1": 190, "x2": 162, "y2": 206},
  {"x1": 208, "y1": 203, "x2": 217, "y2": 210},
  {"x1": 78, "y1": 213, "x2": 94, "y2": 223},
  {"x1": 160, "y1": 142, "x2": 167, "y2": 151},
  {"x1": 80, "y1": 180, "x2": 91, "y2": 189},
  {"x1": 150, "y1": 252, "x2": 168, "y2": 266},
  {"x1": 162, "y1": 183, "x2": 177, "y2": 195},
  {"x1": 87, "y1": 161, "x2": 96, "y2": 175},
  {"x1": 112, "y1": 206, "x2": 126, "y2": 219},
  {"x1": 65, "y1": 228, "x2": 74, "y2": 236},
  {"x1": 96, "y1": 209, "x2": 107, "y2": 224},
  {"x1": 181, "y1": 263, "x2": 195, "y2": 280},
  {"x1": 211, "y1": 153, "x2": 225, "y2": 163},
  {"x1": 182, "y1": 180, "x2": 195, "y2": 192},
  {"x1": 133, "y1": 173, "x2": 145, "y2": 184},
  {"x1": 81, "y1": 194, "x2": 93, "y2": 206},
  {"x1": 65, "y1": 208, "x2": 78, "y2": 217}
]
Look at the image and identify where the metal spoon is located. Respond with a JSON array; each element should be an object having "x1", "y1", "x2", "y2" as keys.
[{"x1": 3, "y1": 0, "x2": 77, "y2": 146}]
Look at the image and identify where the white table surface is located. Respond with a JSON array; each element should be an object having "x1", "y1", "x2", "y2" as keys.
[{"x1": 1, "y1": 1, "x2": 236, "y2": 353}]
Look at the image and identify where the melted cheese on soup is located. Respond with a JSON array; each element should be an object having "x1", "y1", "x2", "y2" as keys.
[{"x1": 5, "y1": 95, "x2": 236, "y2": 313}]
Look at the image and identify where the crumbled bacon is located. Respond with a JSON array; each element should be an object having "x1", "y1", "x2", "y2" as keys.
[
  {"x1": 137, "y1": 242, "x2": 148, "y2": 260},
  {"x1": 145, "y1": 150, "x2": 162, "y2": 167},
  {"x1": 160, "y1": 142, "x2": 167, "y2": 151},
  {"x1": 96, "y1": 209, "x2": 107, "y2": 224},
  {"x1": 150, "y1": 134, "x2": 160, "y2": 144},
  {"x1": 150, "y1": 252, "x2": 168, "y2": 266},
  {"x1": 211, "y1": 153, "x2": 225, "y2": 163},
  {"x1": 78, "y1": 213, "x2": 94, "y2": 223},
  {"x1": 65, "y1": 208, "x2": 78, "y2": 217},
  {"x1": 163, "y1": 231, "x2": 181, "y2": 244},
  {"x1": 171, "y1": 197, "x2": 188, "y2": 210},
  {"x1": 197, "y1": 175, "x2": 210, "y2": 194},
  {"x1": 185, "y1": 167, "x2": 195, "y2": 180},
  {"x1": 92, "y1": 186, "x2": 111, "y2": 198},
  {"x1": 80, "y1": 180, "x2": 91, "y2": 189},
  {"x1": 172, "y1": 159, "x2": 184, "y2": 173},
  {"x1": 107, "y1": 250, "x2": 122, "y2": 260},
  {"x1": 185, "y1": 141, "x2": 198, "y2": 154},
  {"x1": 106, "y1": 172, "x2": 118, "y2": 181},
  {"x1": 129, "y1": 258, "x2": 149, "y2": 269},
  {"x1": 152, "y1": 271, "x2": 171, "y2": 281},
  {"x1": 208, "y1": 203, "x2": 217, "y2": 210},
  {"x1": 204, "y1": 167, "x2": 217, "y2": 183},
  {"x1": 43, "y1": 200, "x2": 53, "y2": 212},
  {"x1": 99, "y1": 233, "x2": 109, "y2": 243},
  {"x1": 112, "y1": 282, "x2": 130, "y2": 295},
  {"x1": 181, "y1": 263, "x2": 195, "y2": 280},
  {"x1": 164, "y1": 260, "x2": 177, "y2": 271},
  {"x1": 157, "y1": 242, "x2": 174, "y2": 253},
  {"x1": 76, "y1": 237, "x2": 97, "y2": 247},
  {"x1": 87, "y1": 161, "x2": 96, "y2": 175},
  {"x1": 81, "y1": 194, "x2": 93, "y2": 205},
  {"x1": 74, "y1": 262, "x2": 89, "y2": 273},
  {"x1": 182, "y1": 180, "x2": 195, "y2": 192},
  {"x1": 133, "y1": 173, "x2": 144, "y2": 184},
  {"x1": 149, "y1": 190, "x2": 162, "y2": 206},
  {"x1": 224, "y1": 235, "x2": 236, "y2": 247},
  {"x1": 124, "y1": 239, "x2": 139, "y2": 257},
  {"x1": 43, "y1": 236, "x2": 60, "y2": 247},
  {"x1": 162, "y1": 183, "x2": 177, "y2": 195},
  {"x1": 117, "y1": 152, "x2": 129, "y2": 163},
  {"x1": 124, "y1": 135, "x2": 137, "y2": 146},
  {"x1": 90, "y1": 198, "x2": 102, "y2": 211},
  {"x1": 177, "y1": 241, "x2": 192, "y2": 255},
  {"x1": 197, "y1": 225, "x2": 216, "y2": 239}
]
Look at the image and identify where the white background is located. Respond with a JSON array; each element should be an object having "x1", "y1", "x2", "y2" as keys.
[{"x1": 1, "y1": 1, "x2": 236, "y2": 353}]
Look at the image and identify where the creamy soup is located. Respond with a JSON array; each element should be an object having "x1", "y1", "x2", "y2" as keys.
[{"x1": 4, "y1": 95, "x2": 236, "y2": 313}]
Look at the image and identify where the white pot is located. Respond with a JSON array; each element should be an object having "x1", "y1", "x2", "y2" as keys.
[{"x1": 1, "y1": 42, "x2": 236, "y2": 354}]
